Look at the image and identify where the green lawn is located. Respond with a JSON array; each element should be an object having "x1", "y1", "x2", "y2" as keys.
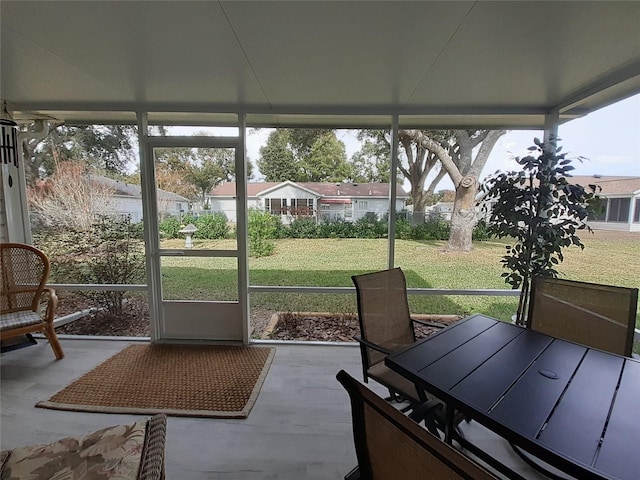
[{"x1": 160, "y1": 230, "x2": 640, "y2": 325}]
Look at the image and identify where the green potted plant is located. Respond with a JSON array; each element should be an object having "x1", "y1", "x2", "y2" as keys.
[{"x1": 479, "y1": 137, "x2": 600, "y2": 325}]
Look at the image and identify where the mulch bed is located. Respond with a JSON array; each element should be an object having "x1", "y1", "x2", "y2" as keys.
[
  {"x1": 54, "y1": 293, "x2": 461, "y2": 341},
  {"x1": 266, "y1": 312, "x2": 461, "y2": 342},
  {"x1": 55, "y1": 292, "x2": 151, "y2": 337}
]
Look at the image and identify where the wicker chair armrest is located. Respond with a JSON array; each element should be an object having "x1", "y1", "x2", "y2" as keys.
[
  {"x1": 138, "y1": 414, "x2": 167, "y2": 480},
  {"x1": 353, "y1": 335, "x2": 392, "y2": 355},
  {"x1": 411, "y1": 317, "x2": 446, "y2": 329},
  {"x1": 41, "y1": 287, "x2": 58, "y2": 323}
]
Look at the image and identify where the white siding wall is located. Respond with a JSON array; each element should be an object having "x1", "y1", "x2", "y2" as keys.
[
  {"x1": 350, "y1": 197, "x2": 405, "y2": 221},
  {"x1": 587, "y1": 221, "x2": 631, "y2": 232},
  {"x1": 319, "y1": 203, "x2": 352, "y2": 221},
  {"x1": 106, "y1": 196, "x2": 144, "y2": 222},
  {"x1": 262, "y1": 185, "x2": 317, "y2": 200},
  {"x1": 210, "y1": 188, "x2": 405, "y2": 224},
  {"x1": 587, "y1": 194, "x2": 640, "y2": 232},
  {"x1": 210, "y1": 197, "x2": 260, "y2": 223}
]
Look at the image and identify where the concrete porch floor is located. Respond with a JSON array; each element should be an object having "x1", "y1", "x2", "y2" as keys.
[{"x1": 1, "y1": 337, "x2": 570, "y2": 479}]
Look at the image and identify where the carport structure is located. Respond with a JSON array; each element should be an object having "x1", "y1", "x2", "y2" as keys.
[{"x1": 1, "y1": 1, "x2": 639, "y2": 344}]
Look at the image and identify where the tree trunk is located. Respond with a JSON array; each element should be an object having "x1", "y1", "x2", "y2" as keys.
[{"x1": 447, "y1": 176, "x2": 478, "y2": 252}]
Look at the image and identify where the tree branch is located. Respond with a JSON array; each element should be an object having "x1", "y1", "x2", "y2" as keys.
[
  {"x1": 426, "y1": 168, "x2": 447, "y2": 195},
  {"x1": 400, "y1": 129, "x2": 463, "y2": 186},
  {"x1": 468, "y1": 130, "x2": 506, "y2": 178}
]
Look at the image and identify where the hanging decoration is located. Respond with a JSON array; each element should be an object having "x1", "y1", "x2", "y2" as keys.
[{"x1": 1, "y1": 119, "x2": 19, "y2": 188}]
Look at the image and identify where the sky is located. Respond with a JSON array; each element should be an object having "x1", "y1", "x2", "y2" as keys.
[
  {"x1": 176, "y1": 92, "x2": 640, "y2": 190},
  {"x1": 483, "y1": 92, "x2": 640, "y2": 179}
]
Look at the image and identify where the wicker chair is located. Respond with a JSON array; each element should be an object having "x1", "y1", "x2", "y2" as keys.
[
  {"x1": 527, "y1": 276, "x2": 638, "y2": 357},
  {"x1": 1, "y1": 414, "x2": 167, "y2": 480},
  {"x1": 351, "y1": 268, "x2": 451, "y2": 434},
  {"x1": 0, "y1": 243, "x2": 64, "y2": 359},
  {"x1": 337, "y1": 370, "x2": 498, "y2": 480}
]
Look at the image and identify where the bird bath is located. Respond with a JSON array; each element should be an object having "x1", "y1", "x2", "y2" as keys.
[{"x1": 178, "y1": 223, "x2": 198, "y2": 248}]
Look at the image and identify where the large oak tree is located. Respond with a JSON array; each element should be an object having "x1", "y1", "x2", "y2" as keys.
[
  {"x1": 355, "y1": 129, "x2": 505, "y2": 251},
  {"x1": 258, "y1": 129, "x2": 351, "y2": 182},
  {"x1": 21, "y1": 122, "x2": 137, "y2": 185},
  {"x1": 399, "y1": 129, "x2": 505, "y2": 251}
]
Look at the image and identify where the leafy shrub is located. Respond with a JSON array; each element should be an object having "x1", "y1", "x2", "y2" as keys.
[
  {"x1": 390, "y1": 215, "x2": 450, "y2": 240},
  {"x1": 181, "y1": 213, "x2": 197, "y2": 226},
  {"x1": 395, "y1": 218, "x2": 413, "y2": 239},
  {"x1": 194, "y1": 212, "x2": 229, "y2": 239},
  {"x1": 158, "y1": 216, "x2": 182, "y2": 239},
  {"x1": 317, "y1": 219, "x2": 356, "y2": 238},
  {"x1": 472, "y1": 219, "x2": 491, "y2": 241},
  {"x1": 354, "y1": 214, "x2": 387, "y2": 238},
  {"x1": 288, "y1": 217, "x2": 319, "y2": 238},
  {"x1": 248, "y1": 209, "x2": 277, "y2": 257},
  {"x1": 272, "y1": 217, "x2": 288, "y2": 239},
  {"x1": 35, "y1": 215, "x2": 146, "y2": 316}
]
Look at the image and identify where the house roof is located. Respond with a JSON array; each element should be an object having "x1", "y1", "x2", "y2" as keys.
[
  {"x1": 3, "y1": 2, "x2": 640, "y2": 128},
  {"x1": 92, "y1": 176, "x2": 190, "y2": 202},
  {"x1": 569, "y1": 176, "x2": 640, "y2": 196},
  {"x1": 208, "y1": 182, "x2": 408, "y2": 198}
]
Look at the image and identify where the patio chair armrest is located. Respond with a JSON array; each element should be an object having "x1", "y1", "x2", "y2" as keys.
[
  {"x1": 353, "y1": 335, "x2": 392, "y2": 355},
  {"x1": 41, "y1": 287, "x2": 58, "y2": 323},
  {"x1": 411, "y1": 317, "x2": 446, "y2": 329}
]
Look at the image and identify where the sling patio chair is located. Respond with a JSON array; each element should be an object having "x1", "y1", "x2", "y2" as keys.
[
  {"x1": 337, "y1": 370, "x2": 499, "y2": 480},
  {"x1": 527, "y1": 275, "x2": 638, "y2": 357},
  {"x1": 512, "y1": 275, "x2": 639, "y2": 478},
  {"x1": 351, "y1": 267, "x2": 456, "y2": 436},
  {"x1": 0, "y1": 243, "x2": 64, "y2": 360}
]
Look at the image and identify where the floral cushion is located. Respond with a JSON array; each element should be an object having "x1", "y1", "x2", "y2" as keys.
[{"x1": 1, "y1": 418, "x2": 148, "y2": 480}]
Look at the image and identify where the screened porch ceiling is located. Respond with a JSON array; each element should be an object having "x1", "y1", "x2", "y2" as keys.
[{"x1": 2, "y1": 1, "x2": 640, "y2": 129}]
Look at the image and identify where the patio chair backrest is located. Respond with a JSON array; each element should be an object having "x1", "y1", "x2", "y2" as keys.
[
  {"x1": 352, "y1": 267, "x2": 415, "y2": 368},
  {"x1": 337, "y1": 370, "x2": 498, "y2": 480},
  {"x1": 1, "y1": 243, "x2": 50, "y2": 314},
  {"x1": 527, "y1": 276, "x2": 638, "y2": 357}
]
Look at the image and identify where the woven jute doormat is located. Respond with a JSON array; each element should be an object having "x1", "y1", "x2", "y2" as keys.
[{"x1": 37, "y1": 344, "x2": 275, "y2": 418}]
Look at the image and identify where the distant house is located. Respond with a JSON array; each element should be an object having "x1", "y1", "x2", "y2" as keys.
[
  {"x1": 571, "y1": 175, "x2": 640, "y2": 232},
  {"x1": 207, "y1": 181, "x2": 409, "y2": 224},
  {"x1": 424, "y1": 202, "x2": 454, "y2": 221},
  {"x1": 92, "y1": 176, "x2": 190, "y2": 222}
]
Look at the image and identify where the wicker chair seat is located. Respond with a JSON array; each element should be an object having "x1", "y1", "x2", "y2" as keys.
[
  {"x1": 0, "y1": 311, "x2": 44, "y2": 331},
  {"x1": 0, "y1": 415, "x2": 167, "y2": 480}
]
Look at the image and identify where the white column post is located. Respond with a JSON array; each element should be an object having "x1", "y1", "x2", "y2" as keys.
[
  {"x1": 543, "y1": 109, "x2": 560, "y2": 152},
  {"x1": 236, "y1": 113, "x2": 250, "y2": 345},
  {"x1": 137, "y1": 112, "x2": 162, "y2": 342},
  {"x1": 387, "y1": 115, "x2": 399, "y2": 270}
]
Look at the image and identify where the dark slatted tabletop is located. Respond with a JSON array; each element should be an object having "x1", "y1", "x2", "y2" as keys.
[{"x1": 386, "y1": 314, "x2": 640, "y2": 480}]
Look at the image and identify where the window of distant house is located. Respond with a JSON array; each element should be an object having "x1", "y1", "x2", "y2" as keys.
[
  {"x1": 589, "y1": 198, "x2": 607, "y2": 221},
  {"x1": 291, "y1": 198, "x2": 313, "y2": 209},
  {"x1": 634, "y1": 198, "x2": 640, "y2": 223},
  {"x1": 358, "y1": 200, "x2": 369, "y2": 210},
  {"x1": 295, "y1": 199, "x2": 314, "y2": 215},
  {"x1": 607, "y1": 198, "x2": 630, "y2": 222},
  {"x1": 265, "y1": 198, "x2": 283, "y2": 214}
]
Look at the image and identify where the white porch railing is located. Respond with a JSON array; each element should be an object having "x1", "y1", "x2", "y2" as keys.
[{"x1": 48, "y1": 283, "x2": 640, "y2": 343}]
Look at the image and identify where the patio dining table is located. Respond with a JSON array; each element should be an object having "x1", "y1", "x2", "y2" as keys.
[{"x1": 386, "y1": 314, "x2": 640, "y2": 480}]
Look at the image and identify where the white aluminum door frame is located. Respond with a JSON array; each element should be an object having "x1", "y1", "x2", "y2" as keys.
[{"x1": 137, "y1": 114, "x2": 249, "y2": 343}]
